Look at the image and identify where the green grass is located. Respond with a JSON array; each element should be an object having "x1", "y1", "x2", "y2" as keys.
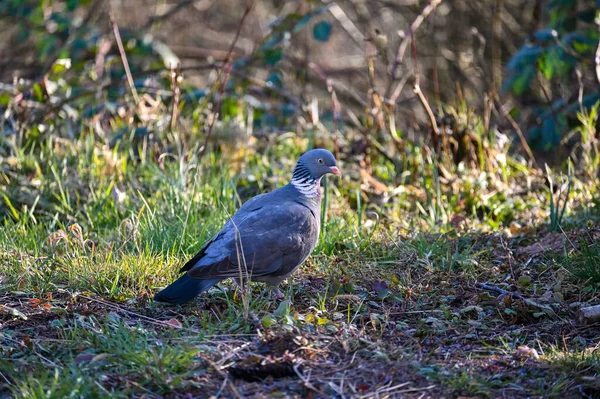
[
  {"x1": 2, "y1": 130, "x2": 600, "y2": 397},
  {"x1": 564, "y1": 239, "x2": 600, "y2": 287},
  {"x1": 8, "y1": 316, "x2": 205, "y2": 398}
]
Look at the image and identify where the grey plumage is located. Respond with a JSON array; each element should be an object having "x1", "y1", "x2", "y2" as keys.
[{"x1": 154, "y1": 149, "x2": 340, "y2": 305}]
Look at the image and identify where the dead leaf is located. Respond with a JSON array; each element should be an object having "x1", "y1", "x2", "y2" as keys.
[
  {"x1": 515, "y1": 345, "x2": 539, "y2": 360},
  {"x1": 166, "y1": 318, "x2": 182, "y2": 329},
  {"x1": 518, "y1": 233, "x2": 569, "y2": 257},
  {"x1": 28, "y1": 298, "x2": 41, "y2": 308}
]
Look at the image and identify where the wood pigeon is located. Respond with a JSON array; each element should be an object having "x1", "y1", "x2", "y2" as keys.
[{"x1": 154, "y1": 148, "x2": 341, "y2": 304}]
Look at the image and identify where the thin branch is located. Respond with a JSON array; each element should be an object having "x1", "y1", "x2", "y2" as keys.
[
  {"x1": 386, "y1": 0, "x2": 442, "y2": 98},
  {"x1": 595, "y1": 19, "x2": 600, "y2": 84},
  {"x1": 169, "y1": 67, "x2": 181, "y2": 134},
  {"x1": 198, "y1": 0, "x2": 255, "y2": 162},
  {"x1": 411, "y1": 35, "x2": 439, "y2": 135},
  {"x1": 414, "y1": 84, "x2": 439, "y2": 135},
  {"x1": 109, "y1": 11, "x2": 140, "y2": 105},
  {"x1": 476, "y1": 282, "x2": 557, "y2": 317},
  {"x1": 494, "y1": 93, "x2": 538, "y2": 167},
  {"x1": 500, "y1": 236, "x2": 519, "y2": 283},
  {"x1": 328, "y1": 3, "x2": 365, "y2": 46},
  {"x1": 294, "y1": 364, "x2": 328, "y2": 397}
]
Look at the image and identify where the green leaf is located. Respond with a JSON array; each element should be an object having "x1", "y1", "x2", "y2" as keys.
[
  {"x1": 51, "y1": 58, "x2": 72, "y2": 75},
  {"x1": 539, "y1": 47, "x2": 565, "y2": 80},
  {"x1": 343, "y1": 282, "x2": 356, "y2": 293},
  {"x1": 38, "y1": 36, "x2": 57, "y2": 62},
  {"x1": 266, "y1": 70, "x2": 284, "y2": 89},
  {"x1": 263, "y1": 48, "x2": 283, "y2": 66},
  {"x1": 273, "y1": 300, "x2": 291, "y2": 317},
  {"x1": 260, "y1": 315, "x2": 276, "y2": 328},
  {"x1": 506, "y1": 45, "x2": 543, "y2": 71},
  {"x1": 66, "y1": 0, "x2": 78, "y2": 11},
  {"x1": 313, "y1": 21, "x2": 332, "y2": 42},
  {"x1": 220, "y1": 97, "x2": 239, "y2": 121},
  {"x1": 510, "y1": 65, "x2": 535, "y2": 95},
  {"x1": 0, "y1": 94, "x2": 11, "y2": 106},
  {"x1": 32, "y1": 83, "x2": 44, "y2": 102}
]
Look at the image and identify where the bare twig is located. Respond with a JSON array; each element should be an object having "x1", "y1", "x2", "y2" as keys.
[
  {"x1": 500, "y1": 236, "x2": 519, "y2": 283},
  {"x1": 388, "y1": 71, "x2": 412, "y2": 105},
  {"x1": 77, "y1": 293, "x2": 203, "y2": 332},
  {"x1": 411, "y1": 36, "x2": 439, "y2": 135},
  {"x1": 494, "y1": 94, "x2": 538, "y2": 167},
  {"x1": 328, "y1": 3, "x2": 365, "y2": 46},
  {"x1": 198, "y1": 0, "x2": 255, "y2": 162},
  {"x1": 386, "y1": 0, "x2": 442, "y2": 98},
  {"x1": 595, "y1": 22, "x2": 600, "y2": 84},
  {"x1": 109, "y1": 11, "x2": 140, "y2": 105},
  {"x1": 476, "y1": 282, "x2": 557, "y2": 317},
  {"x1": 203, "y1": 356, "x2": 243, "y2": 399},
  {"x1": 493, "y1": 98, "x2": 539, "y2": 167},
  {"x1": 294, "y1": 364, "x2": 328, "y2": 396},
  {"x1": 170, "y1": 67, "x2": 181, "y2": 134},
  {"x1": 359, "y1": 383, "x2": 436, "y2": 398},
  {"x1": 414, "y1": 85, "x2": 439, "y2": 135}
]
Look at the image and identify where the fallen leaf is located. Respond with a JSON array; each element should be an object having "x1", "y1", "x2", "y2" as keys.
[
  {"x1": 515, "y1": 345, "x2": 539, "y2": 360},
  {"x1": 166, "y1": 318, "x2": 182, "y2": 329},
  {"x1": 518, "y1": 233, "x2": 568, "y2": 257},
  {"x1": 28, "y1": 298, "x2": 41, "y2": 308}
]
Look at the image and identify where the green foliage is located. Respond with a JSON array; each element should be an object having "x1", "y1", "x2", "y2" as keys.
[
  {"x1": 576, "y1": 101, "x2": 600, "y2": 174},
  {"x1": 312, "y1": 21, "x2": 332, "y2": 42},
  {"x1": 565, "y1": 240, "x2": 600, "y2": 286},
  {"x1": 0, "y1": 1, "x2": 341, "y2": 146},
  {"x1": 546, "y1": 161, "x2": 572, "y2": 231},
  {"x1": 504, "y1": 0, "x2": 600, "y2": 150}
]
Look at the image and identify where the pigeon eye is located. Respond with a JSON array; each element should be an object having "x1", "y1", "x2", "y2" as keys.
[{"x1": 318, "y1": 159, "x2": 324, "y2": 164}]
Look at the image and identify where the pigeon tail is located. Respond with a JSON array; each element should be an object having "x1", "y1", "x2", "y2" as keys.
[{"x1": 154, "y1": 274, "x2": 220, "y2": 305}]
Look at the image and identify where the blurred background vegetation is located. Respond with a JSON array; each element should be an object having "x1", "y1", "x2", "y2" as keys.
[
  {"x1": 2, "y1": 3, "x2": 600, "y2": 396},
  {"x1": 0, "y1": 0, "x2": 599, "y2": 231}
]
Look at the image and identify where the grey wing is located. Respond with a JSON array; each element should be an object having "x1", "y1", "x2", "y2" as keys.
[
  {"x1": 187, "y1": 202, "x2": 318, "y2": 279},
  {"x1": 179, "y1": 194, "x2": 267, "y2": 273}
]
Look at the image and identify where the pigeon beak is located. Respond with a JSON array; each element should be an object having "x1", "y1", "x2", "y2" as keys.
[{"x1": 329, "y1": 166, "x2": 341, "y2": 176}]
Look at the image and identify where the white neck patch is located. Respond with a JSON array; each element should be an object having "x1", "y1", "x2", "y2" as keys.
[{"x1": 291, "y1": 176, "x2": 321, "y2": 198}]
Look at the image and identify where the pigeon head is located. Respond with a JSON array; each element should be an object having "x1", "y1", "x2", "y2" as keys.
[
  {"x1": 291, "y1": 149, "x2": 340, "y2": 198},
  {"x1": 294, "y1": 149, "x2": 340, "y2": 179}
]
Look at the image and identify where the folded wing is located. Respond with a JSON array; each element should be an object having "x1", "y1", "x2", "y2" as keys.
[{"x1": 185, "y1": 201, "x2": 318, "y2": 280}]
